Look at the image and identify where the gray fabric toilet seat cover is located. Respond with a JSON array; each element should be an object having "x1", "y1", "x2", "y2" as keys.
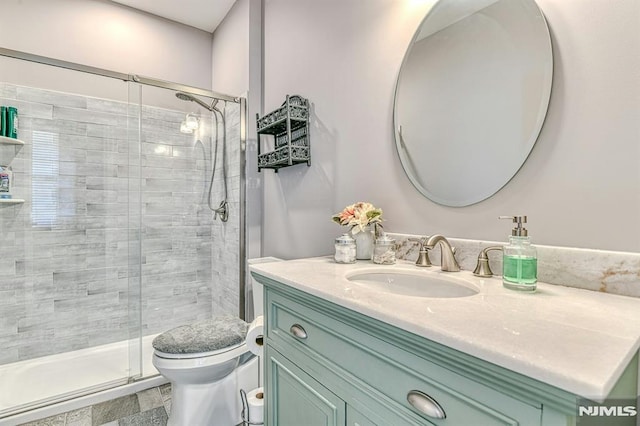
[{"x1": 152, "y1": 315, "x2": 249, "y2": 355}]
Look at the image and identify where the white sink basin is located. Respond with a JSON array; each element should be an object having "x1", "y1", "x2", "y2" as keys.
[{"x1": 346, "y1": 270, "x2": 479, "y2": 298}]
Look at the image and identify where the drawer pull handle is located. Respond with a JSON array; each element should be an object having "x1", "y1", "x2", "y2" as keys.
[
  {"x1": 407, "y1": 390, "x2": 446, "y2": 419},
  {"x1": 289, "y1": 324, "x2": 308, "y2": 339}
]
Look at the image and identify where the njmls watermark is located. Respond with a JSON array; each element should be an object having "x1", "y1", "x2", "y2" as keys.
[
  {"x1": 577, "y1": 398, "x2": 638, "y2": 426},
  {"x1": 579, "y1": 406, "x2": 637, "y2": 417}
]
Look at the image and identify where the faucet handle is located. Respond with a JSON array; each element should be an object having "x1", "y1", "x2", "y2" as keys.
[
  {"x1": 415, "y1": 249, "x2": 433, "y2": 267},
  {"x1": 473, "y1": 246, "x2": 503, "y2": 277},
  {"x1": 409, "y1": 237, "x2": 432, "y2": 267}
]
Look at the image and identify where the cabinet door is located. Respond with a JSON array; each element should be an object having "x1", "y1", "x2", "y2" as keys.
[
  {"x1": 347, "y1": 406, "x2": 386, "y2": 426},
  {"x1": 266, "y1": 345, "x2": 346, "y2": 426}
]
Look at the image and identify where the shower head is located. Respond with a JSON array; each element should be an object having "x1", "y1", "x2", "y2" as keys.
[{"x1": 175, "y1": 91, "x2": 219, "y2": 112}]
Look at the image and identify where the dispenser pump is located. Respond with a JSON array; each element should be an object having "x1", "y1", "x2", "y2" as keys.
[{"x1": 499, "y1": 215, "x2": 528, "y2": 236}]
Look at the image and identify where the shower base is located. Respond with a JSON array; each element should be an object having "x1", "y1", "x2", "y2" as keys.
[{"x1": 0, "y1": 334, "x2": 160, "y2": 420}]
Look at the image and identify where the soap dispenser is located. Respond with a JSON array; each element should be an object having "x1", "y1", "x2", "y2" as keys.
[{"x1": 499, "y1": 215, "x2": 537, "y2": 292}]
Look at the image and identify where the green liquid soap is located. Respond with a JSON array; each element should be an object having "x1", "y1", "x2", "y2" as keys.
[{"x1": 503, "y1": 255, "x2": 537, "y2": 291}]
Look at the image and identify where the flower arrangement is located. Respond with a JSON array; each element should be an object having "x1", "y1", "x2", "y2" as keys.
[{"x1": 331, "y1": 202, "x2": 383, "y2": 234}]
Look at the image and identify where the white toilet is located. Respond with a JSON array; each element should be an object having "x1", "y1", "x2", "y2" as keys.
[{"x1": 152, "y1": 257, "x2": 276, "y2": 426}]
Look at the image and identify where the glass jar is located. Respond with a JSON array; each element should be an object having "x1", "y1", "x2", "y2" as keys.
[
  {"x1": 372, "y1": 235, "x2": 396, "y2": 265},
  {"x1": 334, "y1": 234, "x2": 357, "y2": 264}
]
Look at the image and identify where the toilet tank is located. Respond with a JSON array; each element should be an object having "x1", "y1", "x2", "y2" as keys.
[{"x1": 247, "y1": 257, "x2": 282, "y2": 318}]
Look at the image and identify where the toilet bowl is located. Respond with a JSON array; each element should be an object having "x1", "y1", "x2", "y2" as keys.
[
  {"x1": 153, "y1": 338, "x2": 255, "y2": 426},
  {"x1": 153, "y1": 342, "x2": 250, "y2": 384},
  {"x1": 152, "y1": 257, "x2": 280, "y2": 426}
]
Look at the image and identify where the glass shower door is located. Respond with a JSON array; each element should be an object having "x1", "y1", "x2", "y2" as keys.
[
  {"x1": 0, "y1": 55, "x2": 142, "y2": 417},
  {"x1": 123, "y1": 82, "x2": 244, "y2": 380},
  {"x1": 134, "y1": 84, "x2": 219, "y2": 379},
  {"x1": 0, "y1": 48, "x2": 244, "y2": 419}
]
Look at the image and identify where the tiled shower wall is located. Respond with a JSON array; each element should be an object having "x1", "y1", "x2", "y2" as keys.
[
  {"x1": 210, "y1": 104, "x2": 242, "y2": 317},
  {"x1": 0, "y1": 82, "x2": 241, "y2": 365}
]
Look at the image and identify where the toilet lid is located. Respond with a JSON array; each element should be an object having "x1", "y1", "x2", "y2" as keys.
[{"x1": 152, "y1": 315, "x2": 249, "y2": 356}]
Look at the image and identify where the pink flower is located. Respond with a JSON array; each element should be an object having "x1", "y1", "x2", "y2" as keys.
[{"x1": 331, "y1": 202, "x2": 383, "y2": 234}]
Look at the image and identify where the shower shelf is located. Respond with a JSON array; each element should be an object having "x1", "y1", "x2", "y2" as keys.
[
  {"x1": 0, "y1": 136, "x2": 23, "y2": 201},
  {"x1": 0, "y1": 198, "x2": 25, "y2": 204},
  {"x1": 256, "y1": 94, "x2": 310, "y2": 172},
  {"x1": 0, "y1": 135, "x2": 25, "y2": 146}
]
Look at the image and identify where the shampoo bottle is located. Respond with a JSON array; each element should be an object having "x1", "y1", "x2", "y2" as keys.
[
  {"x1": 499, "y1": 215, "x2": 537, "y2": 292},
  {"x1": 7, "y1": 107, "x2": 18, "y2": 139},
  {"x1": 1, "y1": 106, "x2": 7, "y2": 136}
]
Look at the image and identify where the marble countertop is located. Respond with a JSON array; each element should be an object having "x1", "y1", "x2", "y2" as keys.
[{"x1": 250, "y1": 257, "x2": 640, "y2": 401}]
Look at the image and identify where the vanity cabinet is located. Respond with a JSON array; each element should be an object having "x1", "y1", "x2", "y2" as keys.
[
  {"x1": 253, "y1": 256, "x2": 640, "y2": 426},
  {"x1": 256, "y1": 273, "x2": 638, "y2": 426},
  {"x1": 263, "y1": 283, "x2": 546, "y2": 425}
]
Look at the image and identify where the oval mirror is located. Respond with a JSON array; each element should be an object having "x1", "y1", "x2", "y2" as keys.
[{"x1": 394, "y1": 0, "x2": 553, "y2": 207}]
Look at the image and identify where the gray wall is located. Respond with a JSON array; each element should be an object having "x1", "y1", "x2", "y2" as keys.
[
  {"x1": 1, "y1": 0, "x2": 213, "y2": 90},
  {"x1": 212, "y1": 0, "x2": 250, "y2": 98},
  {"x1": 261, "y1": 0, "x2": 640, "y2": 257}
]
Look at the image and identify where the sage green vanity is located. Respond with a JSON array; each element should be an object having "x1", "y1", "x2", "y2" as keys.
[{"x1": 251, "y1": 258, "x2": 640, "y2": 426}]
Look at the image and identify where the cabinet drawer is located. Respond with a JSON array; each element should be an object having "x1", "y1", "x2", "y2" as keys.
[{"x1": 267, "y1": 288, "x2": 542, "y2": 426}]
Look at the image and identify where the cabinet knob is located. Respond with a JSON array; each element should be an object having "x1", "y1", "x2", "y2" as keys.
[
  {"x1": 289, "y1": 324, "x2": 308, "y2": 339},
  {"x1": 407, "y1": 390, "x2": 446, "y2": 419}
]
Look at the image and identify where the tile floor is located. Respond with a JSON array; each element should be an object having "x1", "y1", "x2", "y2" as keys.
[{"x1": 19, "y1": 384, "x2": 172, "y2": 426}]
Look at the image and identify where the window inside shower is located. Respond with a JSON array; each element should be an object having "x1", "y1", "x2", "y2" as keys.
[{"x1": 0, "y1": 54, "x2": 243, "y2": 418}]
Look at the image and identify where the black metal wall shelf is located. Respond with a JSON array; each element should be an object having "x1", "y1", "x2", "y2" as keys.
[{"x1": 256, "y1": 94, "x2": 310, "y2": 172}]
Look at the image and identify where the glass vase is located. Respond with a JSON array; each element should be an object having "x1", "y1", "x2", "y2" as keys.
[{"x1": 352, "y1": 226, "x2": 374, "y2": 260}]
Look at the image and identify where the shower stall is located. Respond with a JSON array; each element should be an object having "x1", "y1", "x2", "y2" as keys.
[{"x1": 0, "y1": 49, "x2": 246, "y2": 419}]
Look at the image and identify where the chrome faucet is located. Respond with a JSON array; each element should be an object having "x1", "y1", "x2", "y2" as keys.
[{"x1": 424, "y1": 235, "x2": 460, "y2": 272}]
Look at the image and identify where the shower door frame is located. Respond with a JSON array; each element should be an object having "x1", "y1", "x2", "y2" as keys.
[{"x1": 0, "y1": 44, "x2": 248, "y2": 387}]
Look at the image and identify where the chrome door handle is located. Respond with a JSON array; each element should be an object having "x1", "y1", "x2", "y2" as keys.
[
  {"x1": 407, "y1": 390, "x2": 446, "y2": 419},
  {"x1": 289, "y1": 324, "x2": 307, "y2": 339}
]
